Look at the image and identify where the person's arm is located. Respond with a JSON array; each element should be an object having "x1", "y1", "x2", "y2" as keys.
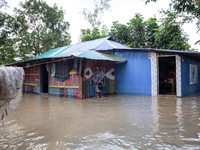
[
  {"x1": 98, "y1": 77, "x2": 104, "y2": 83},
  {"x1": 98, "y1": 70, "x2": 105, "y2": 83},
  {"x1": 90, "y1": 77, "x2": 93, "y2": 85}
]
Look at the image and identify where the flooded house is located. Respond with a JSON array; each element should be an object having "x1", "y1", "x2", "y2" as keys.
[
  {"x1": 114, "y1": 48, "x2": 200, "y2": 97},
  {"x1": 11, "y1": 37, "x2": 128, "y2": 99},
  {"x1": 9, "y1": 37, "x2": 200, "y2": 98}
]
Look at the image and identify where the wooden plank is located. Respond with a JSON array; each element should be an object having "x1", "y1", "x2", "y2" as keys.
[
  {"x1": 25, "y1": 73, "x2": 39, "y2": 75},
  {"x1": 69, "y1": 72, "x2": 76, "y2": 74},
  {"x1": 49, "y1": 85, "x2": 79, "y2": 89},
  {"x1": 23, "y1": 83, "x2": 38, "y2": 86}
]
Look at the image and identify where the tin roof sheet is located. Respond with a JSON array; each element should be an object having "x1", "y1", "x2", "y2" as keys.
[
  {"x1": 76, "y1": 50, "x2": 127, "y2": 61},
  {"x1": 34, "y1": 37, "x2": 131, "y2": 60}
]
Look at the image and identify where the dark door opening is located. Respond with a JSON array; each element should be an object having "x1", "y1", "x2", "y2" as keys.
[
  {"x1": 40, "y1": 64, "x2": 49, "y2": 93},
  {"x1": 158, "y1": 56, "x2": 176, "y2": 95}
]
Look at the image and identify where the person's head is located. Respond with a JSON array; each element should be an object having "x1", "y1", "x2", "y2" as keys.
[{"x1": 96, "y1": 65, "x2": 100, "y2": 71}]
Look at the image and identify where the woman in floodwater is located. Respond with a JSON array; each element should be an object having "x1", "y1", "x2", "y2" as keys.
[{"x1": 92, "y1": 65, "x2": 105, "y2": 98}]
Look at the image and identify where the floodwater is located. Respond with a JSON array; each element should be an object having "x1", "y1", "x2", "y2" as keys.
[{"x1": 0, "y1": 93, "x2": 200, "y2": 150}]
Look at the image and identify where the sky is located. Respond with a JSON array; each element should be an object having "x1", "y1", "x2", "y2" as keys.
[{"x1": 3, "y1": 0, "x2": 200, "y2": 50}]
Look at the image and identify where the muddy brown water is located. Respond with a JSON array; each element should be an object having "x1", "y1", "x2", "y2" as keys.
[{"x1": 0, "y1": 93, "x2": 200, "y2": 149}]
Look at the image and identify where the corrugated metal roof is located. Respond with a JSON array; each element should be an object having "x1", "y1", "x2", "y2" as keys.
[
  {"x1": 7, "y1": 50, "x2": 127, "y2": 67},
  {"x1": 103, "y1": 53, "x2": 128, "y2": 62},
  {"x1": 127, "y1": 48, "x2": 200, "y2": 61},
  {"x1": 36, "y1": 47, "x2": 60, "y2": 59},
  {"x1": 77, "y1": 50, "x2": 127, "y2": 61},
  {"x1": 34, "y1": 36, "x2": 131, "y2": 60},
  {"x1": 128, "y1": 48, "x2": 200, "y2": 54}
]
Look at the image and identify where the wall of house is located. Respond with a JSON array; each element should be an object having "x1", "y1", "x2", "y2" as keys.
[
  {"x1": 114, "y1": 50, "x2": 151, "y2": 95},
  {"x1": 23, "y1": 60, "x2": 80, "y2": 98},
  {"x1": 181, "y1": 56, "x2": 200, "y2": 97},
  {"x1": 49, "y1": 68, "x2": 80, "y2": 98},
  {"x1": 82, "y1": 60, "x2": 115, "y2": 98},
  {"x1": 23, "y1": 65, "x2": 40, "y2": 94},
  {"x1": 23, "y1": 59, "x2": 116, "y2": 99}
]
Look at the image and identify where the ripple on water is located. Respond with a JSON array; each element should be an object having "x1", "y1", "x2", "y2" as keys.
[
  {"x1": 1, "y1": 93, "x2": 200, "y2": 149},
  {"x1": 57, "y1": 131, "x2": 136, "y2": 150}
]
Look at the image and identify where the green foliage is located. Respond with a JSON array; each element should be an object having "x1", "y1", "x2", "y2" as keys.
[
  {"x1": 79, "y1": 12, "x2": 193, "y2": 51},
  {"x1": 128, "y1": 13, "x2": 146, "y2": 48},
  {"x1": 0, "y1": 0, "x2": 71, "y2": 65},
  {"x1": 101, "y1": 25, "x2": 109, "y2": 36},
  {"x1": 145, "y1": 0, "x2": 200, "y2": 45},
  {"x1": 13, "y1": 0, "x2": 71, "y2": 57},
  {"x1": 109, "y1": 13, "x2": 193, "y2": 51},
  {"x1": 82, "y1": 0, "x2": 111, "y2": 28},
  {"x1": 144, "y1": 18, "x2": 158, "y2": 48},
  {"x1": 154, "y1": 13, "x2": 190, "y2": 50},
  {"x1": 80, "y1": 0, "x2": 111, "y2": 42},
  {"x1": 110, "y1": 13, "x2": 158, "y2": 48},
  {"x1": 79, "y1": 26, "x2": 109, "y2": 42},
  {"x1": 110, "y1": 21, "x2": 130, "y2": 45},
  {"x1": 0, "y1": 12, "x2": 20, "y2": 65},
  {"x1": 0, "y1": 39, "x2": 16, "y2": 65}
]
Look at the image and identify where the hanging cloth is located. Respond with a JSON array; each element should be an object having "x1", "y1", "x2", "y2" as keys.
[
  {"x1": 51, "y1": 63, "x2": 56, "y2": 77},
  {"x1": 81, "y1": 58, "x2": 87, "y2": 77},
  {"x1": 55, "y1": 59, "x2": 73, "y2": 82},
  {"x1": 46, "y1": 64, "x2": 51, "y2": 73},
  {"x1": 74, "y1": 58, "x2": 80, "y2": 76}
]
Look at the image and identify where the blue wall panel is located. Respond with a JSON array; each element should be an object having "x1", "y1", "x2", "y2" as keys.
[
  {"x1": 68, "y1": 88, "x2": 73, "y2": 98},
  {"x1": 25, "y1": 85, "x2": 27, "y2": 92},
  {"x1": 104, "y1": 77, "x2": 110, "y2": 94},
  {"x1": 181, "y1": 56, "x2": 200, "y2": 97},
  {"x1": 114, "y1": 50, "x2": 151, "y2": 95},
  {"x1": 87, "y1": 81, "x2": 94, "y2": 98},
  {"x1": 36, "y1": 86, "x2": 40, "y2": 94}
]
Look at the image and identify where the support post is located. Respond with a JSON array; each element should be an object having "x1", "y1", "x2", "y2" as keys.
[{"x1": 80, "y1": 58, "x2": 83, "y2": 99}]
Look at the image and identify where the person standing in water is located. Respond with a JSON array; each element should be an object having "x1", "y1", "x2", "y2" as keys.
[{"x1": 92, "y1": 65, "x2": 105, "y2": 98}]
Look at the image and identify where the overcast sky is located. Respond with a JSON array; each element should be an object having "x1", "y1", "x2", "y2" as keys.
[{"x1": 4, "y1": 0, "x2": 200, "y2": 50}]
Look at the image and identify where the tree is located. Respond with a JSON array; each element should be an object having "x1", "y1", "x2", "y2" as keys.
[
  {"x1": 128, "y1": 13, "x2": 146, "y2": 48},
  {"x1": 79, "y1": 26, "x2": 108, "y2": 42},
  {"x1": 0, "y1": 39, "x2": 16, "y2": 64},
  {"x1": 82, "y1": 0, "x2": 111, "y2": 28},
  {"x1": 154, "y1": 13, "x2": 191, "y2": 51},
  {"x1": 101, "y1": 24, "x2": 109, "y2": 37},
  {"x1": 145, "y1": 17, "x2": 158, "y2": 48},
  {"x1": 14, "y1": 0, "x2": 71, "y2": 57},
  {"x1": 109, "y1": 13, "x2": 193, "y2": 51},
  {"x1": 110, "y1": 21, "x2": 130, "y2": 46},
  {"x1": 0, "y1": 0, "x2": 71, "y2": 65},
  {"x1": 0, "y1": 11, "x2": 22, "y2": 65},
  {"x1": 146, "y1": 0, "x2": 200, "y2": 23},
  {"x1": 145, "y1": 0, "x2": 200, "y2": 45}
]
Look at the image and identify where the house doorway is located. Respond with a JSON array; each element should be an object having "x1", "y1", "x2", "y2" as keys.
[
  {"x1": 158, "y1": 56, "x2": 176, "y2": 95},
  {"x1": 40, "y1": 64, "x2": 49, "y2": 93}
]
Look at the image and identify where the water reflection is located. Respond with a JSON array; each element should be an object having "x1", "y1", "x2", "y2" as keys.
[
  {"x1": 0, "y1": 93, "x2": 200, "y2": 149},
  {"x1": 150, "y1": 95, "x2": 200, "y2": 149}
]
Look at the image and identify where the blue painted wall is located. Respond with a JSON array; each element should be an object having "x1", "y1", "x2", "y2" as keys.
[
  {"x1": 181, "y1": 56, "x2": 200, "y2": 97},
  {"x1": 114, "y1": 50, "x2": 151, "y2": 95}
]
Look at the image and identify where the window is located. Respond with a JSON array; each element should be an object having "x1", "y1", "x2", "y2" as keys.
[{"x1": 190, "y1": 64, "x2": 198, "y2": 84}]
